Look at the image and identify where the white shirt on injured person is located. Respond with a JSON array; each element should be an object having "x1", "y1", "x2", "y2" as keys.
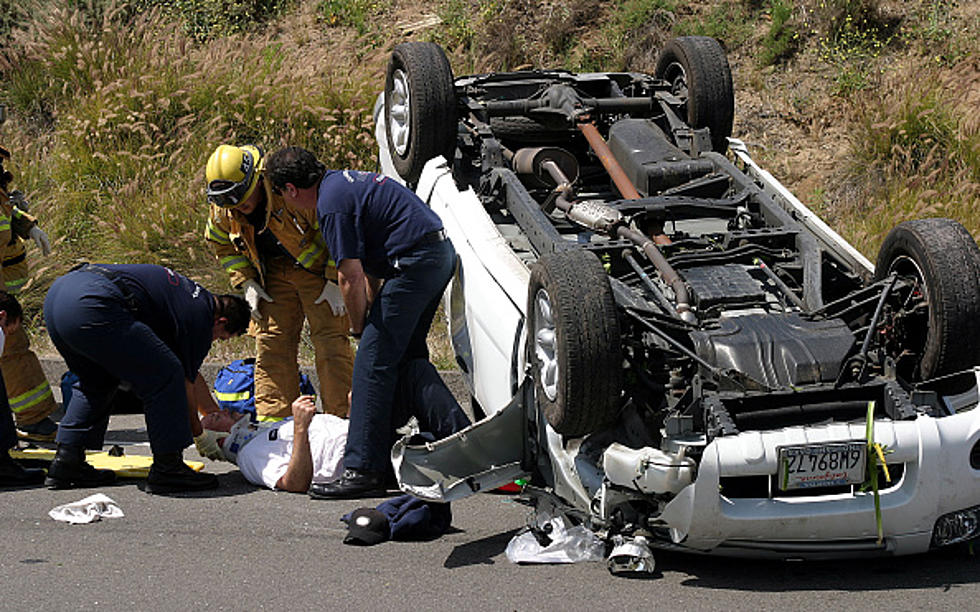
[{"x1": 236, "y1": 414, "x2": 348, "y2": 489}]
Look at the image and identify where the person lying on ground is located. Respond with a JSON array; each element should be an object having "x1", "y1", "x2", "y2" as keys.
[{"x1": 200, "y1": 358, "x2": 470, "y2": 494}]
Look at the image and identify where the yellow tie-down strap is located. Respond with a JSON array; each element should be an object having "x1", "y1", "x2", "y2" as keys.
[{"x1": 10, "y1": 448, "x2": 204, "y2": 479}]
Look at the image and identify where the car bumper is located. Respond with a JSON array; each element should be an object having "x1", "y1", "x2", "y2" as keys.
[{"x1": 658, "y1": 391, "x2": 980, "y2": 557}]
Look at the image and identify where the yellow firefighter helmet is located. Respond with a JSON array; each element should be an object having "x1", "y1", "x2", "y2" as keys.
[{"x1": 205, "y1": 144, "x2": 264, "y2": 208}]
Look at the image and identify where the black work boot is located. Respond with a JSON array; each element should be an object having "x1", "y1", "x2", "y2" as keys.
[
  {"x1": 0, "y1": 451, "x2": 45, "y2": 487},
  {"x1": 308, "y1": 468, "x2": 385, "y2": 500},
  {"x1": 45, "y1": 443, "x2": 116, "y2": 489},
  {"x1": 146, "y1": 452, "x2": 218, "y2": 495}
]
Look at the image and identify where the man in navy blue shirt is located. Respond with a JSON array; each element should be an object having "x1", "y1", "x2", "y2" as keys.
[
  {"x1": 266, "y1": 147, "x2": 456, "y2": 498},
  {"x1": 43, "y1": 264, "x2": 249, "y2": 494}
]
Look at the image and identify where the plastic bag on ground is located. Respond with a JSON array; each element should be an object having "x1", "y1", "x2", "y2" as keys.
[{"x1": 505, "y1": 514, "x2": 605, "y2": 564}]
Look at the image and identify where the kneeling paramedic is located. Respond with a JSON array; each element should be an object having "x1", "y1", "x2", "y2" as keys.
[{"x1": 43, "y1": 264, "x2": 249, "y2": 494}]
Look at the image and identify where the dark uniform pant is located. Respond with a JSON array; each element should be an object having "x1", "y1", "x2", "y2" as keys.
[
  {"x1": 345, "y1": 238, "x2": 456, "y2": 473},
  {"x1": 391, "y1": 359, "x2": 471, "y2": 446},
  {"x1": 44, "y1": 270, "x2": 193, "y2": 454},
  {"x1": 0, "y1": 373, "x2": 16, "y2": 451}
]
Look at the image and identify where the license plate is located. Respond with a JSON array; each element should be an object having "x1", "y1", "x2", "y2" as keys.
[{"x1": 778, "y1": 442, "x2": 866, "y2": 491}]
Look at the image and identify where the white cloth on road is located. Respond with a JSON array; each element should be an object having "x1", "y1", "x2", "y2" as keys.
[{"x1": 49, "y1": 493, "x2": 124, "y2": 524}]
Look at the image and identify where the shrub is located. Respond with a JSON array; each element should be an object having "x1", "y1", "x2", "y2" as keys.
[
  {"x1": 758, "y1": 0, "x2": 799, "y2": 65},
  {"x1": 0, "y1": 1, "x2": 379, "y2": 313}
]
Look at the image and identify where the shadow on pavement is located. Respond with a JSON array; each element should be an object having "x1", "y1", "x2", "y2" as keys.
[
  {"x1": 444, "y1": 527, "x2": 521, "y2": 569},
  {"x1": 655, "y1": 544, "x2": 980, "y2": 591},
  {"x1": 134, "y1": 471, "x2": 258, "y2": 498}
]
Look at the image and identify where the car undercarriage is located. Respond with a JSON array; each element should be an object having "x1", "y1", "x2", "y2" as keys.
[{"x1": 376, "y1": 37, "x2": 980, "y2": 563}]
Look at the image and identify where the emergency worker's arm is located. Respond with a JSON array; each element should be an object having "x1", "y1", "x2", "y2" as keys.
[
  {"x1": 204, "y1": 208, "x2": 258, "y2": 289},
  {"x1": 9, "y1": 204, "x2": 36, "y2": 237},
  {"x1": 0, "y1": 190, "x2": 11, "y2": 287},
  {"x1": 365, "y1": 274, "x2": 381, "y2": 309},
  {"x1": 276, "y1": 395, "x2": 316, "y2": 492},
  {"x1": 337, "y1": 258, "x2": 369, "y2": 335},
  {"x1": 184, "y1": 374, "x2": 218, "y2": 437}
]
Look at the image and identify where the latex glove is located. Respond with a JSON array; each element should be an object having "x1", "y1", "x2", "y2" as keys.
[
  {"x1": 242, "y1": 278, "x2": 273, "y2": 321},
  {"x1": 314, "y1": 281, "x2": 346, "y2": 316},
  {"x1": 28, "y1": 226, "x2": 51, "y2": 256},
  {"x1": 194, "y1": 430, "x2": 225, "y2": 461}
]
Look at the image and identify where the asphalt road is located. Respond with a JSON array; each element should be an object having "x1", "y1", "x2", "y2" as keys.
[{"x1": 4, "y1": 415, "x2": 980, "y2": 609}]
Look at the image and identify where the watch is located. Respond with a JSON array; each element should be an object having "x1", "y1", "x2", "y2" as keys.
[{"x1": 348, "y1": 328, "x2": 362, "y2": 339}]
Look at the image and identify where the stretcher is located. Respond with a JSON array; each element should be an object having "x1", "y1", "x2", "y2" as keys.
[{"x1": 10, "y1": 448, "x2": 204, "y2": 478}]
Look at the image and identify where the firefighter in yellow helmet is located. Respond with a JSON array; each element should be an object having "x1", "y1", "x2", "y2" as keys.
[
  {"x1": 204, "y1": 144, "x2": 353, "y2": 420},
  {"x1": 0, "y1": 140, "x2": 56, "y2": 442}
]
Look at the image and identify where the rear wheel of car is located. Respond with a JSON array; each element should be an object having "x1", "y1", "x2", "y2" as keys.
[
  {"x1": 527, "y1": 249, "x2": 623, "y2": 437},
  {"x1": 875, "y1": 218, "x2": 980, "y2": 380},
  {"x1": 385, "y1": 42, "x2": 456, "y2": 185},
  {"x1": 654, "y1": 36, "x2": 734, "y2": 153}
]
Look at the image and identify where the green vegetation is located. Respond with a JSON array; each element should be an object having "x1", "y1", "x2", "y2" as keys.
[
  {"x1": 1, "y1": 0, "x2": 378, "y2": 319},
  {"x1": 758, "y1": 0, "x2": 798, "y2": 65},
  {"x1": 0, "y1": 0, "x2": 976, "y2": 356}
]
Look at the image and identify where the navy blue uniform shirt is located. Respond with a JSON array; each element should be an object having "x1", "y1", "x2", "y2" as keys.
[
  {"x1": 316, "y1": 170, "x2": 442, "y2": 279},
  {"x1": 102, "y1": 264, "x2": 215, "y2": 381}
]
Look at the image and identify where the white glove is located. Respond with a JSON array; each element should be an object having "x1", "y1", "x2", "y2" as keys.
[
  {"x1": 194, "y1": 430, "x2": 225, "y2": 461},
  {"x1": 314, "y1": 281, "x2": 346, "y2": 316},
  {"x1": 28, "y1": 226, "x2": 51, "y2": 256},
  {"x1": 242, "y1": 278, "x2": 273, "y2": 321}
]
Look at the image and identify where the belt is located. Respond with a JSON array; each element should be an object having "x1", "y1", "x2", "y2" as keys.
[{"x1": 416, "y1": 228, "x2": 447, "y2": 246}]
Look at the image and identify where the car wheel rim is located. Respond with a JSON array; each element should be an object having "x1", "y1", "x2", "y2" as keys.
[
  {"x1": 663, "y1": 62, "x2": 689, "y2": 117},
  {"x1": 886, "y1": 254, "x2": 930, "y2": 375},
  {"x1": 887, "y1": 255, "x2": 929, "y2": 307},
  {"x1": 533, "y1": 288, "x2": 558, "y2": 401},
  {"x1": 389, "y1": 68, "x2": 411, "y2": 157}
]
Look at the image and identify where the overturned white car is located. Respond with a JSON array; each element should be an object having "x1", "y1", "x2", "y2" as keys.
[{"x1": 375, "y1": 38, "x2": 980, "y2": 559}]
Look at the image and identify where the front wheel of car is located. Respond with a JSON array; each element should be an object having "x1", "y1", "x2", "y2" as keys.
[
  {"x1": 385, "y1": 42, "x2": 456, "y2": 185},
  {"x1": 875, "y1": 218, "x2": 980, "y2": 380},
  {"x1": 527, "y1": 249, "x2": 623, "y2": 437},
  {"x1": 654, "y1": 36, "x2": 734, "y2": 154}
]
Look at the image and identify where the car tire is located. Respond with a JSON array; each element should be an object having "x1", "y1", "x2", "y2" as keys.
[
  {"x1": 654, "y1": 36, "x2": 734, "y2": 153},
  {"x1": 875, "y1": 218, "x2": 980, "y2": 380},
  {"x1": 527, "y1": 248, "x2": 623, "y2": 437},
  {"x1": 385, "y1": 42, "x2": 456, "y2": 185}
]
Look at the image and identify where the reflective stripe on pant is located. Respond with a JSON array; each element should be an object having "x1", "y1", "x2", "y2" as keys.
[
  {"x1": 345, "y1": 239, "x2": 456, "y2": 473},
  {"x1": 44, "y1": 270, "x2": 193, "y2": 453},
  {"x1": 253, "y1": 257, "x2": 353, "y2": 420},
  {"x1": 0, "y1": 324, "x2": 55, "y2": 426}
]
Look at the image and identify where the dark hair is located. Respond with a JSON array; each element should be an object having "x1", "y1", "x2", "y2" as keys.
[
  {"x1": 265, "y1": 146, "x2": 326, "y2": 193},
  {"x1": 214, "y1": 294, "x2": 249, "y2": 336},
  {"x1": 0, "y1": 290, "x2": 23, "y2": 325}
]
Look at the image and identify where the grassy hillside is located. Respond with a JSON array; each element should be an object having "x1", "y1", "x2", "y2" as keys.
[{"x1": 0, "y1": 0, "x2": 977, "y2": 361}]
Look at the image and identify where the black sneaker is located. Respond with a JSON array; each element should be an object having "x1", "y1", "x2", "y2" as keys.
[
  {"x1": 0, "y1": 452, "x2": 45, "y2": 487},
  {"x1": 309, "y1": 468, "x2": 385, "y2": 500},
  {"x1": 45, "y1": 444, "x2": 116, "y2": 489},
  {"x1": 146, "y1": 452, "x2": 218, "y2": 495},
  {"x1": 16, "y1": 417, "x2": 58, "y2": 442}
]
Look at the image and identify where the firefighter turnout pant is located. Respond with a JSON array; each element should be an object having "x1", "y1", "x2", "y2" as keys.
[
  {"x1": 254, "y1": 257, "x2": 353, "y2": 420},
  {"x1": 1, "y1": 325, "x2": 55, "y2": 426}
]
